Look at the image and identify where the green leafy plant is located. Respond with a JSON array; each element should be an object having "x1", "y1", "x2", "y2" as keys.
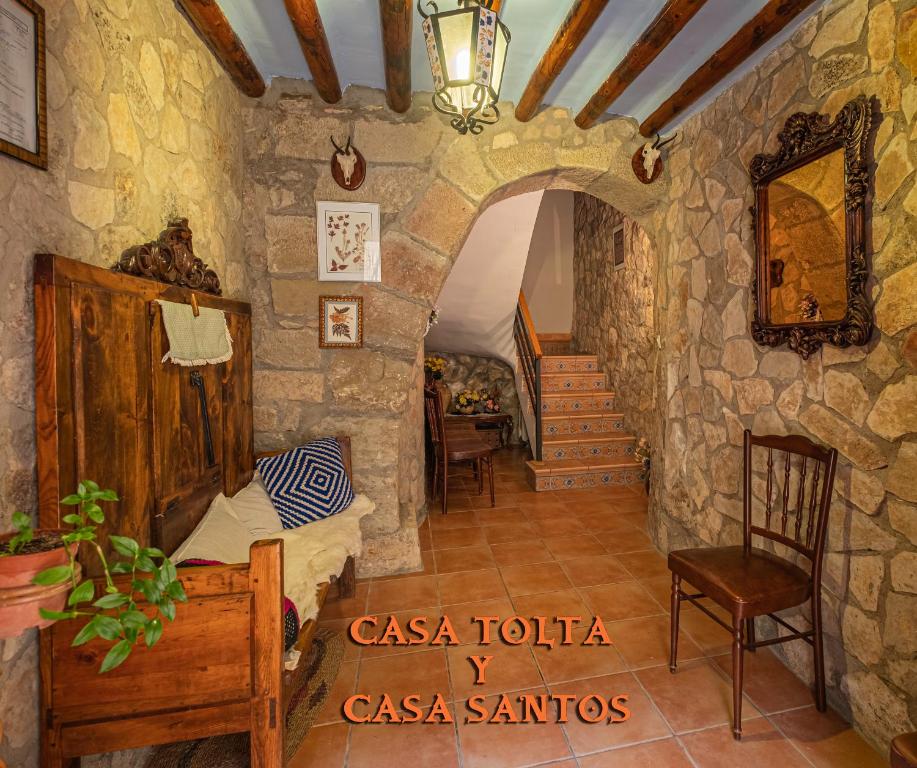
[
  {"x1": 0, "y1": 511, "x2": 35, "y2": 556},
  {"x1": 34, "y1": 481, "x2": 188, "y2": 673}
]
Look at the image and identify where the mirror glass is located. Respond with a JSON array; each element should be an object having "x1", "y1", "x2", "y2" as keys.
[{"x1": 766, "y1": 148, "x2": 847, "y2": 325}]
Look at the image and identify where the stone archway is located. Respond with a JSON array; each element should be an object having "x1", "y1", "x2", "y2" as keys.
[{"x1": 244, "y1": 83, "x2": 671, "y2": 576}]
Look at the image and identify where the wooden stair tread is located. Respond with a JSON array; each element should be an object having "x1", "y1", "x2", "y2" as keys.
[
  {"x1": 541, "y1": 371, "x2": 605, "y2": 378},
  {"x1": 527, "y1": 456, "x2": 644, "y2": 474},
  {"x1": 542, "y1": 390, "x2": 615, "y2": 398},
  {"x1": 543, "y1": 434, "x2": 635, "y2": 445},
  {"x1": 541, "y1": 354, "x2": 597, "y2": 360},
  {"x1": 542, "y1": 411, "x2": 625, "y2": 420}
]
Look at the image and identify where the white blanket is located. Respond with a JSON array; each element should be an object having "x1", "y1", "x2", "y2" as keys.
[
  {"x1": 256, "y1": 495, "x2": 374, "y2": 622},
  {"x1": 173, "y1": 493, "x2": 374, "y2": 622}
]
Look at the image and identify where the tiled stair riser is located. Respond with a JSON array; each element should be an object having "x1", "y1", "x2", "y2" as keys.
[
  {"x1": 542, "y1": 415, "x2": 627, "y2": 438},
  {"x1": 541, "y1": 393, "x2": 616, "y2": 414},
  {"x1": 541, "y1": 373, "x2": 606, "y2": 392},
  {"x1": 542, "y1": 440, "x2": 636, "y2": 462},
  {"x1": 526, "y1": 465, "x2": 647, "y2": 491},
  {"x1": 541, "y1": 357, "x2": 598, "y2": 374}
]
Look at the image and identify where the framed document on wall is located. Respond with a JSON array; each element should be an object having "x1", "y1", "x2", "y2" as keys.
[{"x1": 0, "y1": 0, "x2": 47, "y2": 169}]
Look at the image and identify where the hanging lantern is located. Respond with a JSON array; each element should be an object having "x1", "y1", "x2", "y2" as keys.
[{"x1": 418, "y1": 0, "x2": 511, "y2": 135}]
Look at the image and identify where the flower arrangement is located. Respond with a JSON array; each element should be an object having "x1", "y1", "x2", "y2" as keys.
[
  {"x1": 424, "y1": 356, "x2": 446, "y2": 380},
  {"x1": 455, "y1": 389, "x2": 480, "y2": 414},
  {"x1": 478, "y1": 385, "x2": 502, "y2": 413}
]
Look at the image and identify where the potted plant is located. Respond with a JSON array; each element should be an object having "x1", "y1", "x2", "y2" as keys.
[
  {"x1": 0, "y1": 511, "x2": 79, "y2": 637},
  {"x1": 0, "y1": 481, "x2": 187, "y2": 672}
]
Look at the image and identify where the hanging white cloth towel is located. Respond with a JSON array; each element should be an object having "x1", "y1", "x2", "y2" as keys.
[{"x1": 156, "y1": 300, "x2": 233, "y2": 366}]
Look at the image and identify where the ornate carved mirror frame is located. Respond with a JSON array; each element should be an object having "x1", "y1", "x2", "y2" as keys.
[{"x1": 750, "y1": 96, "x2": 874, "y2": 359}]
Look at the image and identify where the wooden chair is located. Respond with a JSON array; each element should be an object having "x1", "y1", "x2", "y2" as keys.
[
  {"x1": 892, "y1": 732, "x2": 917, "y2": 768},
  {"x1": 668, "y1": 429, "x2": 838, "y2": 741},
  {"x1": 424, "y1": 386, "x2": 495, "y2": 514}
]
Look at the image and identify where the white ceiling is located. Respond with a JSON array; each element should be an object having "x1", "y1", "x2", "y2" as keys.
[{"x1": 216, "y1": 0, "x2": 823, "y2": 130}]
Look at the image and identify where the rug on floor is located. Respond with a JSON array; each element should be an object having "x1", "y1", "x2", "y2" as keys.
[{"x1": 145, "y1": 628, "x2": 344, "y2": 767}]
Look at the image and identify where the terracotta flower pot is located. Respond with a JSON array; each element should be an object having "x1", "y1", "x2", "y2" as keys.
[{"x1": 0, "y1": 532, "x2": 78, "y2": 639}]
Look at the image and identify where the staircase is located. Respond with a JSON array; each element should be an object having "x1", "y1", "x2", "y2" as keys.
[
  {"x1": 525, "y1": 351, "x2": 646, "y2": 491},
  {"x1": 513, "y1": 300, "x2": 645, "y2": 493}
]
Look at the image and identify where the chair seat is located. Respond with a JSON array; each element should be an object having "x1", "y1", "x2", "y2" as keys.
[
  {"x1": 892, "y1": 732, "x2": 917, "y2": 768},
  {"x1": 444, "y1": 438, "x2": 493, "y2": 461},
  {"x1": 668, "y1": 545, "x2": 812, "y2": 619}
]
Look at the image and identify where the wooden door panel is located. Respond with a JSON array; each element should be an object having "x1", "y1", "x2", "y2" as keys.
[
  {"x1": 222, "y1": 311, "x2": 254, "y2": 496},
  {"x1": 69, "y1": 284, "x2": 154, "y2": 572}
]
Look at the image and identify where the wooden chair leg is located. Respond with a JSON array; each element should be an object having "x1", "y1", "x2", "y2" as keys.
[
  {"x1": 442, "y1": 459, "x2": 449, "y2": 515},
  {"x1": 812, "y1": 595, "x2": 827, "y2": 712},
  {"x1": 487, "y1": 457, "x2": 495, "y2": 507},
  {"x1": 432, "y1": 452, "x2": 440, "y2": 503},
  {"x1": 477, "y1": 458, "x2": 484, "y2": 495},
  {"x1": 745, "y1": 617, "x2": 756, "y2": 652},
  {"x1": 669, "y1": 573, "x2": 681, "y2": 673},
  {"x1": 731, "y1": 616, "x2": 744, "y2": 741}
]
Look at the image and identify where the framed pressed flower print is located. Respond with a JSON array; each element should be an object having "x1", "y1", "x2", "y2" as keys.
[
  {"x1": 317, "y1": 201, "x2": 381, "y2": 282},
  {"x1": 319, "y1": 295, "x2": 363, "y2": 348}
]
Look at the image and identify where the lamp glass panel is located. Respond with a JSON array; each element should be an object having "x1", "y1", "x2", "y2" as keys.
[
  {"x1": 438, "y1": 10, "x2": 476, "y2": 85},
  {"x1": 489, "y1": 24, "x2": 509, "y2": 98}
]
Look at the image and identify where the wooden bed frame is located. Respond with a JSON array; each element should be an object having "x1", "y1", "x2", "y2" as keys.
[{"x1": 34, "y1": 243, "x2": 355, "y2": 767}]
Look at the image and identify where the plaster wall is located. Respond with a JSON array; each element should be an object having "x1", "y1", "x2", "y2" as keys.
[{"x1": 521, "y1": 190, "x2": 576, "y2": 334}]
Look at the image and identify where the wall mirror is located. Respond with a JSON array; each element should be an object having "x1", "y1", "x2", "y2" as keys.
[{"x1": 750, "y1": 96, "x2": 874, "y2": 359}]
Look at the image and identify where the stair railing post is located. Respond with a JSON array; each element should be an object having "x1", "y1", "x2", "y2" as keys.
[{"x1": 534, "y1": 355, "x2": 543, "y2": 461}]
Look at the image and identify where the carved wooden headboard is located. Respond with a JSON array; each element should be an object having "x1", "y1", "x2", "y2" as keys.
[{"x1": 34, "y1": 245, "x2": 254, "y2": 573}]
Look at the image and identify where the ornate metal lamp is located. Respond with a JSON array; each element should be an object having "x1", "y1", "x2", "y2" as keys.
[{"x1": 418, "y1": 0, "x2": 511, "y2": 135}]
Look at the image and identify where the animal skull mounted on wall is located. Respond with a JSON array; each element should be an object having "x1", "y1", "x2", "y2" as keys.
[
  {"x1": 631, "y1": 133, "x2": 677, "y2": 185},
  {"x1": 330, "y1": 134, "x2": 367, "y2": 191}
]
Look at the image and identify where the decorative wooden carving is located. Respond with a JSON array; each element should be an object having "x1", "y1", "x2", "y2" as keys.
[
  {"x1": 114, "y1": 219, "x2": 222, "y2": 296},
  {"x1": 750, "y1": 96, "x2": 874, "y2": 359}
]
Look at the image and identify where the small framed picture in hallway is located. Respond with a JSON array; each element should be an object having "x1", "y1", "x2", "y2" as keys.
[
  {"x1": 613, "y1": 224, "x2": 625, "y2": 271},
  {"x1": 317, "y1": 201, "x2": 381, "y2": 282},
  {"x1": 319, "y1": 295, "x2": 364, "y2": 348}
]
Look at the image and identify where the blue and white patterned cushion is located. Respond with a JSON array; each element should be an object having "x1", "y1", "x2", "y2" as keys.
[{"x1": 256, "y1": 438, "x2": 355, "y2": 528}]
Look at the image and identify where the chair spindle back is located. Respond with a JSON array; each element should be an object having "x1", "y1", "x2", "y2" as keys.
[
  {"x1": 743, "y1": 430, "x2": 838, "y2": 564},
  {"x1": 424, "y1": 386, "x2": 448, "y2": 454}
]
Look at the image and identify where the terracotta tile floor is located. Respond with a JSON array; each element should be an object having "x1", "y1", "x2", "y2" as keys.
[{"x1": 290, "y1": 450, "x2": 885, "y2": 768}]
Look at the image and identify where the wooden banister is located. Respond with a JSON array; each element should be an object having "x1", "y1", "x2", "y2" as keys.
[{"x1": 517, "y1": 291, "x2": 543, "y2": 359}]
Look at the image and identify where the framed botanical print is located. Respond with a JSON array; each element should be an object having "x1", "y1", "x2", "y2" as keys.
[
  {"x1": 612, "y1": 224, "x2": 625, "y2": 271},
  {"x1": 0, "y1": 0, "x2": 47, "y2": 169},
  {"x1": 317, "y1": 201, "x2": 381, "y2": 282},
  {"x1": 319, "y1": 295, "x2": 363, "y2": 348}
]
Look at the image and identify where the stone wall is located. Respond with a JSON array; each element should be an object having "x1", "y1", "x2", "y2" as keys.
[
  {"x1": 0, "y1": 1, "x2": 246, "y2": 766},
  {"x1": 424, "y1": 351, "x2": 523, "y2": 444},
  {"x1": 571, "y1": 194, "x2": 658, "y2": 446},
  {"x1": 240, "y1": 78, "x2": 666, "y2": 578},
  {"x1": 650, "y1": 0, "x2": 917, "y2": 753}
]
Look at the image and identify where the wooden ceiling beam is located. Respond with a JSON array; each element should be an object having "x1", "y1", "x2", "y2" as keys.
[
  {"x1": 641, "y1": 0, "x2": 818, "y2": 136},
  {"x1": 176, "y1": 0, "x2": 266, "y2": 98},
  {"x1": 379, "y1": 0, "x2": 413, "y2": 113},
  {"x1": 575, "y1": 0, "x2": 707, "y2": 130},
  {"x1": 515, "y1": 0, "x2": 610, "y2": 123},
  {"x1": 284, "y1": 0, "x2": 343, "y2": 104}
]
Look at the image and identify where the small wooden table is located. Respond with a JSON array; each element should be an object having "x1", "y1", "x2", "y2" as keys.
[{"x1": 445, "y1": 412, "x2": 513, "y2": 449}]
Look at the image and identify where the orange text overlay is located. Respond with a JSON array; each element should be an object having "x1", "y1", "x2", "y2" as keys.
[{"x1": 344, "y1": 614, "x2": 631, "y2": 726}]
